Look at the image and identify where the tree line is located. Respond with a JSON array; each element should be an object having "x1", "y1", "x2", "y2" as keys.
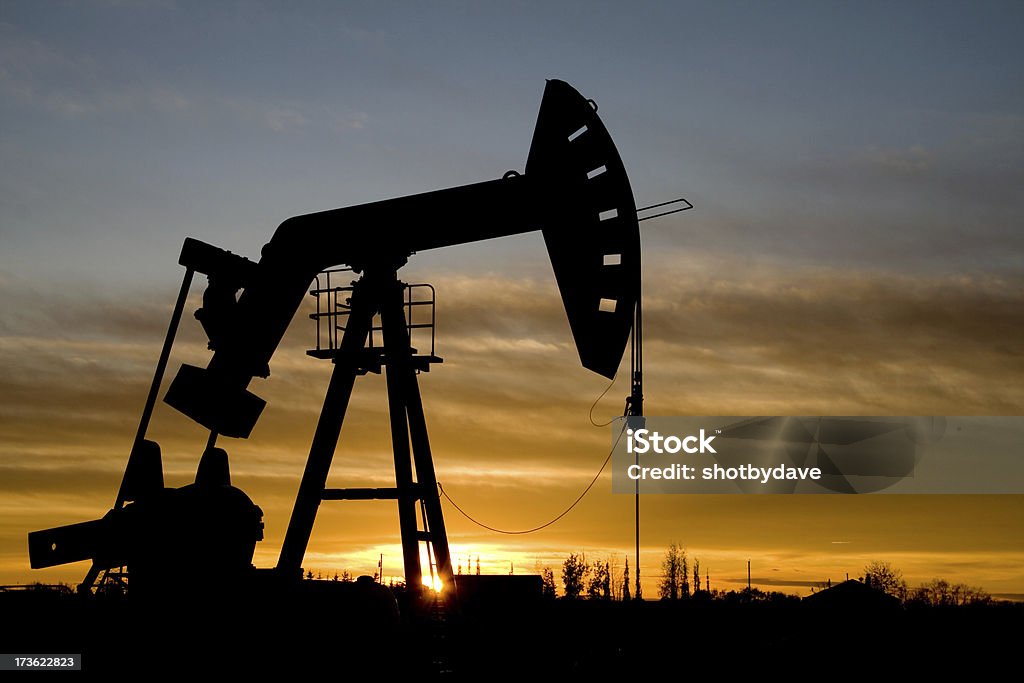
[
  {"x1": 301, "y1": 552, "x2": 998, "y2": 607},
  {"x1": 539, "y1": 550, "x2": 995, "y2": 606},
  {"x1": 860, "y1": 560, "x2": 992, "y2": 606},
  {"x1": 546, "y1": 543, "x2": 706, "y2": 601}
]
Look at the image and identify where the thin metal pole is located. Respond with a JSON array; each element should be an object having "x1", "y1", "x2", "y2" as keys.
[
  {"x1": 628, "y1": 290, "x2": 645, "y2": 600},
  {"x1": 114, "y1": 268, "x2": 194, "y2": 509},
  {"x1": 83, "y1": 268, "x2": 194, "y2": 592},
  {"x1": 635, "y1": 460, "x2": 640, "y2": 599},
  {"x1": 628, "y1": 297, "x2": 644, "y2": 600},
  {"x1": 132, "y1": 268, "x2": 195, "y2": 450}
]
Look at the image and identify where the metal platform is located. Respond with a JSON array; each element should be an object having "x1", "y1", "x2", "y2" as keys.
[{"x1": 307, "y1": 268, "x2": 442, "y2": 373}]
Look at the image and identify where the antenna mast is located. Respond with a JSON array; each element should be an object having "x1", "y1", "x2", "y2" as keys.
[
  {"x1": 626, "y1": 297, "x2": 643, "y2": 599},
  {"x1": 625, "y1": 195, "x2": 690, "y2": 600}
]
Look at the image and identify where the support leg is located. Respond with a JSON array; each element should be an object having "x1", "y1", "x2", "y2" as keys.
[
  {"x1": 405, "y1": 371, "x2": 455, "y2": 592},
  {"x1": 380, "y1": 278, "x2": 454, "y2": 592},
  {"x1": 277, "y1": 282, "x2": 375, "y2": 577},
  {"x1": 380, "y1": 277, "x2": 423, "y2": 590}
]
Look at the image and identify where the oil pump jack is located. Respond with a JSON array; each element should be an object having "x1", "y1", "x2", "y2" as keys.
[{"x1": 28, "y1": 79, "x2": 680, "y2": 599}]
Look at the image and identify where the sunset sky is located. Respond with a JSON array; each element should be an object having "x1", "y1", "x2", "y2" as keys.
[{"x1": 2, "y1": 2, "x2": 1022, "y2": 597}]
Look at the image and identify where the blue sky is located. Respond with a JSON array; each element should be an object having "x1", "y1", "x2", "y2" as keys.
[{"x1": 2, "y1": 1, "x2": 1022, "y2": 284}]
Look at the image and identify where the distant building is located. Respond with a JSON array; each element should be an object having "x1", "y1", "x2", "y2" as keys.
[{"x1": 802, "y1": 579, "x2": 901, "y2": 610}]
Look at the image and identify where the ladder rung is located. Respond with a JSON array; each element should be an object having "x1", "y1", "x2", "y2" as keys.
[
  {"x1": 322, "y1": 487, "x2": 400, "y2": 500},
  {"x1": 321, "y1": 486, "x2": 425, "y2": 501},
  {"x1": 416, "y1": 531, "x2": 432, "y2": 542}
]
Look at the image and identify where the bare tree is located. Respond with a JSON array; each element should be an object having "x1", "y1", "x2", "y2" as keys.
[
  {"x1": 912, "y1": 579, "x2": 991, "y2": 606},
  {"x1": 918, "y1": 578, "x2": 951, "y2": 605},
  {"x1": 609, "y1": 559, "x2": 622, "y2": 600},
  {"x1": 623, "y1": 557, "x2": 631, "y2": 601},
  {"x1": 562, "y1": 553, "x2": 589, "y2": 600},
  {"x1": 953, "y1": 582, "x2": 991, "y2": 606},
  {"x1": 681, "y1": 552, "x2": 690, "y2": 598},
  {"x1": 864, "y1": 560, "x2": 907, "y2": 600},
  {"x1": 588, "y1": 560, "x2": 611, "y2": 600},
  {"x1": 659, "y1": 543, "x2": 687, "y2": 600},
  {"x1": 541, "y1": 567, "x2": 557, "y2": 599}
]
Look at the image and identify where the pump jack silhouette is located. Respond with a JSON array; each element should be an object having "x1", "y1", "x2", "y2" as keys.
[{"x1": 29, "y1": 79, "x2": 678, "y2": 599}]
